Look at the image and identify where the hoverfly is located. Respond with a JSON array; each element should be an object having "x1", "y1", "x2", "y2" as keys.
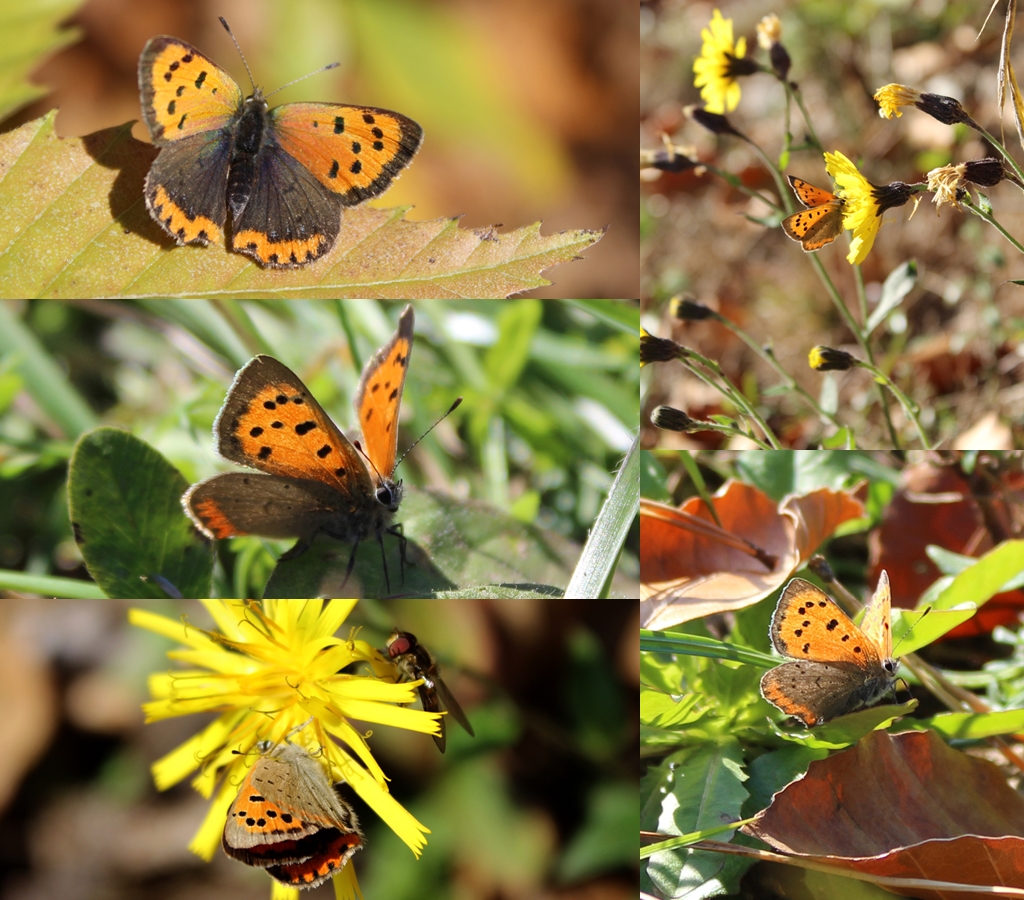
[{"x1": 385, "y1": 630, "x2": 475, "y2": 752}]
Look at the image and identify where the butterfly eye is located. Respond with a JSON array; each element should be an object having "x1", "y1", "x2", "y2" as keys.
[{"x1": 375, "y1": 482, "x2": 402, "y2": 509}]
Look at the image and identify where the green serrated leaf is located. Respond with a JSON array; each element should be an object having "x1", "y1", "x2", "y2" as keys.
[{"x1": 0, "y1": 114, "x2": 605, "y2": 299}]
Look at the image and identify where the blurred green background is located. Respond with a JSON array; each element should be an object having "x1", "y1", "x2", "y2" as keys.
[
  {"x1": 0, "y1": 597, "x2": 640, "y2": 899},
  {"x1": 5, "y1": 0, "x2": 637, "y2": 299},
  {"x1": 0, "y1": 299, "x2": 639, "y2": 598}
]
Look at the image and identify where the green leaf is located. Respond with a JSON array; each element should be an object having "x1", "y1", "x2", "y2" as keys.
[
  {"x1": 263, "y1": 488, "x2": 589, "y2": 599},
  {"x1": 0, "y1": 302, "x2": 97, "y2": 437},
  {"x1": 67, "y1": 427, "x2": 215, "y2": 598},
  {"x1": 564, "y1": 434, "x2": 638, "y2": 599},
  {"x1": 0, "y1": 114, "x2": 606, "y2": 299},
  {"x1": 866, "y1": 260, "x2": 917, "y2": 336},
  {"x1": 0, "y1": 0, "x2": 80, "y2": 122}
]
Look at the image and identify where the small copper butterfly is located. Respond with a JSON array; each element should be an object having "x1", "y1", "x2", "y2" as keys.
[
  {"x1": 138, "y1": 18, "x2": 422, "y2": 267},
  {"x1": 384, "y1": 630, "x2": 475, "y2": 753},
  {"x1": 760, "y1": 571, "x2": 898, "y2": 726},
  {"x1": 781, "y1": 175, "x2": 846, "y2": 252},
  {"x1": 182, "y1": 305, "x2": 415, "y2": 589},
  {"x1": 223, "y1": 738, "x2": 362, "y2": 889}
]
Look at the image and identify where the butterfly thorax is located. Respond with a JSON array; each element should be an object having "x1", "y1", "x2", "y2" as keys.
[{"x1": 227, "y1": 90, "x2": 269, "y2": 219}]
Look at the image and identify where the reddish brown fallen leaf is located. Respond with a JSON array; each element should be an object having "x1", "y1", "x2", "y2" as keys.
[
  {"x1": 869, "y1": 457, "x2": 1024, "y2": 638},
  {"x1": 640, "y1": 480, "x2": 864, "y2": 628},
  {"x1": 745, "y1": 730, "x2": 1024, "y2": 899}
]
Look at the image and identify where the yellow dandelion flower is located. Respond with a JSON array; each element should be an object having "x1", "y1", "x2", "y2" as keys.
[
  {"x1": 874, "y1": 84, "x2": 921, "y2": 119},
  {"x1": 130, "y1": 600, "x2": 439, "y2": 899},
  {"x1": 875, "y1": 84, "x2": 978, "y2": 128},
  {"x1": 824, "y1": 151, "x2": 882, "y2": 265},
  {"x1": 823, "y1": 150, "x2": 914, "y2": 265},
  {"x1": 693, "y1": 9, "x2": 755, "y2": 114}
]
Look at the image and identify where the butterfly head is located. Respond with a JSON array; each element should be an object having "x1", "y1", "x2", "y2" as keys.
[{"x1": 375, "y1": 475, "x2": 403, "y2": 512}]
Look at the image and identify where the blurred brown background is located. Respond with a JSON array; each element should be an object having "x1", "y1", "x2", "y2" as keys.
[
  {"x1": 0, "y1": 598, "x2": 639, "y2": 899},
  {"x1": 10, "y1": 0, "x2": 637, "y2": 299}
]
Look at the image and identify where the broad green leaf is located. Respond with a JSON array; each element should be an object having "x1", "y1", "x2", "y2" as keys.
[{"x1": 0, "y1": 114, "x2": 605, "y2": 299}]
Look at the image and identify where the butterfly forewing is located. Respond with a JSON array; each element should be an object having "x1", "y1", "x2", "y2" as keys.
[
  {"x1": 859, "y1": 569, "x2": 893, "y2": 659},
  {"x1": 789, "y1": 175, "x2": 837, "y2": 208},
  {"x1": 769, "y1": 578, "x2": 882, "y2": 666}
]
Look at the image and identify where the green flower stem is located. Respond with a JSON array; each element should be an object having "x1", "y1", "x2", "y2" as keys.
[
  {"x1": 676, "y1": 349, "x2": 782, "y2": 448},
  {"x1": 976, "y1": 125, "x2": 1024, "y2": 186},
  {"x1": 807, "y1": 252, "x2": 902, "y2": 449},
  {"x1": 715, "y1": 317, "x2": 842, "y2": 427},
  {"x1": 666, "y1": 419, "x2": 773, "y2": 448},
  {"x1": 785, "y1": 83, "x2": 824, "y2": 152},
  {"x1": 962, "y1": 196, "x2": 1024, "y2": 254},
  {"x1": 857, "y1": 361, "x2": 932, "y2": 449},
  {"x1": 807, "y1": 251, "x2": 863, "y2": 342},
  {"x1": 852, "y1": 264, "x2": 902, "y2": 449},
  {"x1": 744, "y1": 142, "x2": 791, "y2": 214}
]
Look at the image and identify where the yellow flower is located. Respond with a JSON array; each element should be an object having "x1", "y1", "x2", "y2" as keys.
[
  {"x1": 874, "y1": 83, "x2": 978, "y2": 128},
  {"x1": 130, "y1": 600, "x2": 438, "y2": 899},
  {"x1": 824, "y1": 150, "x2": 882, "y2": 265},
  {"x1": 874, "y1": 83, "x2": 921, "y2": 119},
  {"x1": 693, "y1": 9, "x2": 752, "y2": 114}
]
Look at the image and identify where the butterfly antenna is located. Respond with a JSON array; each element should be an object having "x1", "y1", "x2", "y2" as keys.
[
  {"x1": 219, "y1": 16, "x2": 339, "y2": 96},
  {"x1": 394, "y1": 398, "x2": 463, "y2": 473},
  {"x1": 353, "y1": 397, "x2": 462, "y2": 482},
  {"x1": 264, "y1": 63, "x2": 340, "y2": 98},
  {"x1": 219, "y1": 17, "x2": 258, "y2": 92}
]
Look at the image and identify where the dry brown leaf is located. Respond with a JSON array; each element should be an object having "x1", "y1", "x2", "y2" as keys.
[
  {"x1": 869, "y1": 457, "x2": 1024, "y2": 638},
  {"x1": 745, "y1": 730, "x2": 1024, "y2": 899},
  {"x1": 640, "y1": 480, "x2": 864, "y2": 628}
]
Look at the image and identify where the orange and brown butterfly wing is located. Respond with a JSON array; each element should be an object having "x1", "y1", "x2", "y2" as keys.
[
  {"x1": 353, "y1": 305, "x2": 415, "y2": 479},
  {"x1": 270, "y1": 104, "x2": 423, "y2": 207},
  {"x1": 781, "y1": 203, "x2": 845, "y2": 251},
  {"x1": 859, "y1": 569, "x2": 893, "y2": 660},
  {"x1": 769, "y1": 578, "x2": 881, "y2": 666},
  {"x1": 782, "y1": 175, "x2": 846, "y2": 251},
  {"x1": 788, "y1": 175, "x2": 837, "y2": 208},
  {"x1": 212, "y1": 355, "x2": 373, "y2": 496}
]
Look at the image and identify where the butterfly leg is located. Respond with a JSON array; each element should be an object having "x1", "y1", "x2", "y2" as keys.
[
  {"x1": 386, "y1": 523, "x2": 407, "y2": 585},
  {"x1": 279, "y1": 532, "x2": 317, "y2": 561},
  {"x1": 340, "y1": 538, "x2": 360, "y2": 590},
  {"x1": 375, "y1": 530, "x2": 392, "y2": 595}
]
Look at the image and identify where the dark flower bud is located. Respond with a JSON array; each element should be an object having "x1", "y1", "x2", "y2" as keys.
[
  {"x1": 670, "y1": 296, "x2": 718, "y2": 321},
  {"x1": 640, "y1": 330, "x2": 685, "y2": 365},
  {"x1": 651, "y1": 406, "x2": 700, "y2": 432},
  {"x1": 808, "y1": 345, "x2": 858, "y2": 371},
  {"x1": 963, "y1": 157, "x2": 1005, "y2": 187}
]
